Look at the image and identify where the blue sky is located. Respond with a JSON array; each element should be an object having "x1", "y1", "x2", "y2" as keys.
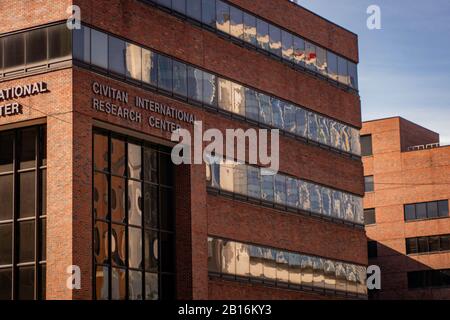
[{"x1": 294, "y1": 0, "x2": 450, "y2": 145}]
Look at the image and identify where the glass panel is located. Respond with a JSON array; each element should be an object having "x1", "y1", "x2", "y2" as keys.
[
  {"x1": 360, "y1": 135, "x2": 373, "y2": 156},
  {"x1": 18, "y1": 266, "x2": 35, "y2": 300},
  {"x1": 259, "y1": 94, "x2": 272, "y2": 126},
  {"x1": 342, "y1": 193, "x2": 354, "y2": 222},
  {"x1": 298, "y1": 180, "x2": 311, "y2": 212},
  {"x1": 125, "y1": 43, "x2": 142, "y2": 80},
  {"x1": 187, "y1": 66, "x2": 203, "y2": 102},
  {"x1": 145, "y1": 273, "x2": 159, "y2": 300},
  {"x1": 0, "y1": 132, "x2": 14, "y2": 173},
  {"x1": 332, "y1": 191, "x2": 343, "y2": 219},
  {"x1": 144, "y1": 184, "x2": 158, "y2": 229},
  {"x1": 284, "y1": 103, "x2": 296, "y2": 133},
  {"x1": 330, "y1": 121, "x2": 342, "y2": 150},
  {"x1": 208, "y1": 237, "x2": 222, "y2": 273},
  {"x1": 19, "y1": 220, "x2": 35, "y2": 263},
  {"x1": 230, "y1": 7, "x2": 244, "y2": 39},
  {"x1": 318, "y1": 116, "x2": 331, "y2": 146},
  {"x1": 221, "y1": 240, "x2": 236, "y2": 275},
  {"x1": 219, "y1": 161, "x2": 235, "y2": 193},
  {"x1": 418, "y1": 237, "x2": 429, "y2": 253},
  {"x1": 19, "y1": 171, "x2": 36, "y2": 219},
  {"x1": 346, "y1": 264, "x2": 358, "y2": 293},
  {"x1": 0, "y1": 175, "x2": 13, "y2": 221},
  {"x1": 348, "y1": 61, "x2": 358, "y2": 90},
  {"x1": 160, "y1": 232, "x2": 174, "y2": 272},
  {"x1": 310, "y1": 184, "x2": 322, "y2": 214},
  {"x1": 316, "y1": 46, "x2": 327, "y2": 76},
  {"x1": 218, "y1": 78, "x2": 232, "y2": 112},
  {"x1": 201, "y1": 0, "x2": 216, "y2": 27},
  {"x1": 111, "y1": 138, "x2": 125, "y2": 176},
  {"x1": 305, "y1": 42, "x2": 317, "y2": 71},
  {"x1": 111, "y1": 177, "x2": 126, "y2": 223},
  {"x1": 350, "y1": 128, "x2": 361, "y2": 155},
  {"x1": 26, "y1": 28, "x2": 47, "y2": 65},
  {"x1": 94, "y1": 173, "x2": 109, "y2": 220},
  {"x1": 288, "y1": 253, "x2": 301, "y2": 285},
  {"x1": 245, "y1": 88, "x2": 259, "y2": 121},
  {"x1": 263, "y1": 248, "x2": 277, "y2": 281},
  {"x1": 216, "y1": 1, "x2": 230, "y2": 34},
  {"x1": 19, "y1": 128, "x2": 36, "y2": 169},
  {"x1": 94, "y1": 133, "x2": 109, "y2": 172},
  {"x1": 405, "y1": 204, "x2": 416, "y2": 221},
  {"x1": 406, "y1": 238, "x2": 418, "y2": 254},
  {"x1": 73, "y1": 25, "x2": 90, "y2": 63},
  {"x1": 173, "y1": 60, "x2": 187, "y2": 96},
  {"x1": 438, "y1": 200, "x2": 449, "y2": 217},
  {"x1": 356, "y1": 266, "x2": 367, "y2": 295},
  {"x1": 364, "y1": 176, "x2": 374, "y2": 193},
  {"x1": 236, "y1": 243, "x2": 250, "y2": 277},
  {"x1": 256, "y1": 19, "x2": 269, "y2": 50},
  {"x1": 269, "y1": 25, "x2": 282, "y2": 56},
  {"x1": 261, "y1": 174, "x2": 274, "y2": 202},
  {"x1": 427, "y1": 201, "x2": 439, "y2": 218},
  {"x1": 440, "y1": 235, "x2": 450, "y2": 251},
  {"x1": 91, "y1": 29, "x2": 108, "y2": 69},
  {"x1": 94, "y1": 221, "x2": 109, "y2": 264},
  {"x1": 276, "y1": 251, "x2": 289, "y2": 284},
  {"x1": 48, "y1": 24, "x2": 71, "y2": 60},
  {"x1": 271, "y1": 98, "x2": 284, "y2": 130},
  {"x1": 327, "y1": 51, "x2": 338, "y2": 81},
  {"x1": 143, "y1": 147, "x2": 158, "y2": 183},
  {"x1": 232, "y1": 83, "x2": 245, "y2": 116},
  {"x1": 4, "y1": 33, "x2": 25, "y2": 71},
  {"x1": 364, "y1": 209, "x2": 376, "y2": 225},
  {"x1": 202, "y1": 71, "x2": 217, "y2": 106},
  {"x1": 129, "y1": 270, "x2": 143, "y2": 300},
  {"x1": 243, "y1": 13, "x2": 257, "y2": 46},
  {"x1": 295, "y1": 107, "x2": 308, "y2": 138},
  {"x1": 233, "y1": 163, "x2": 247, "y2": 196},
  {"x1": 95, "y1": 266, "x2": 109, "y2": 300},
  {"x1": 286, "y1": 177, "x2": 299, "y2": 208},
  {"x1": 160, "y1": 187, "x2": 174, "y2": 231},
  {"x1": 281, "y1": 30, "x2": 293, "y2": 61},
  {"x1": 353, "y1": 196, "x2": 364, "y2": 224},
  {"x1": 274, "y1": 174, "x2": 286, "y2": 206},
  {"x1": 308, "y1": 112, "x2": 319, "y2": 142},
  {"x1": 341, "y1": 125, "x2": 351, "y2": 152},
  {"x1": 324, "y1": 260, "x2": 336, "y2": 290},
  {"x1": 129, "y1": 227, "x2": 142, "y2": 269},
  {"x1": 301, "y1": 256, "x2": 313, "y2": 286},
  {"x1": 173, "y1": 0, "x2": 186, "y2": 14},
  {"x1": 249, "y1": 245, "x2": 264, "y2": 278},
  {"x1": 186, "y1": 0, "x2": 201, "y2": 20},
  {"x1": 157, "y1": 54, "x2": 173, "y2": 92},
  {"x1": 0, "y1": 224, "x2": 12, "y2": 265},
  {"x1": 321, "y1": 188, "x2": 332, "y2": 217},
  {"x1": 335, "y1": 262, "x2": 347, "y2": 292},
  {"x1": 111, "y1": 224, "x2": 126, "y2": 267},
  {"x1": 128, "y1": 180, "x2": 143, "y2": 226},
  {"x1": 338, "y1": 56, "x2": 349, "y2": 85},
  {"x1": 293, "y1": 36, "x2": 305, "y2": 66},
  {"x1": 429, "y1": 236, "x2": 440, "y2": 252},
  {"x1": 247, "y1": 165, "x2": 260, "y2": 199},
  {"x1": 0, "y1": 268, "x2": 12, "y2": 300},
  {"x1": 142, "y1": 49, "x2": 158, "y2": 86},
  {"x1": 145, "y1": 230, "x2": 159, "y2": 272},
  {"x1": 313, "y1": 257, "x2": 325, "y2": 289},
  {"x1": 416, "y1": 203, "x2": 427, "y2": 219},
  {"x1": 111, "y1": 268, "x2": 126, "y2": 300},
  {"x1": 128, "y1": 143, "x2": 142, "y2": 180}
]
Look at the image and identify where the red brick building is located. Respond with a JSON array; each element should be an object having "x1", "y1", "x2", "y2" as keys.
[
  {"x1": 0, "y1": 0, "x2": 366, "y2": 300},
  {"x1": 362, "y1": 117, "x2": 450, "y2": 300}
]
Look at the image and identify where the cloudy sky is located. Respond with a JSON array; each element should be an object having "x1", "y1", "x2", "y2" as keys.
[{"x1": 293, "y1": 0, "x2": 450, "y2": 145}]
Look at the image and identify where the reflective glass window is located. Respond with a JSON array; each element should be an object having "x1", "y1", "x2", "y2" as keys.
[
  {"x1": 111, "y1": 268, "x2": 126, "y2": 300},
  {"x1": 313, "y1": 258, "x2": 325, "y2": 289},
  {"x1": 0, "y1": 269, "x2": 12, "y2": 300},
  {"x1": 348, "y1": 61, "x2": 358, "y2": 90},
  {"x1": 301, "y1": 256, "x2": 313, "y2": 286},
  {"x1": 221, "y1": 241, "x2": 236, "y2": 275},
  {"x1": 0, "y1": 224, "x2": 12, "y2": 265},
  {"x1": 281, "y1": 30, "x2": 293, "y2": 61},
  {"x1": 128, "y1": 227, "x2": 142, "y2": 269},
  {"x1": 286, "y1": 177, "x2": 299, "y2": 208},
  {"x1": 268, "y1": 25, "x2": 282, "y2": 57},
  {"x1": 288, "y1": 253, "x2": 302, "y2": 285},
  {"x1": 26, "y1": 28, "x2": 47, "y2": 66},
  {"x1": 316, "y1": 46, "x2": 327, "y2": 76},
  {"x1": 338, "y1": 56, "x2": 349, "y2": 85},
  {"x1": 244, "y1": 88, "x2": 259, "y2": 121},
  {"x1": 236, "y1": 243, "x2": 250, "y2": 277},
  {"x1": 293, "y1": 36, "x2": 305, "y2": 66},
  {"x1": 364, "y1": 176, "x2": 374, "y2": 193},
  {"x1": 416, "y1": 203, "x2": 427, "y2": 219},
  {"x1": 173, "y1": 60, "x2": 187, "y2": 96},
  {"x1": 243, "y1": 13, "x2": 257, "y2": 46},
  {"x1": 218, "y1": 78, "x2": 232, "y2": 112},
  {"x1": 321, "y1": 188, "x2": 332, "y2": 216},
  {"x1": 91, "y1": 29, "x2": 108, "y2": 69},
  {"x1": 216, "y1": 1, "x2": 230, "y2": 34},
  {"x1": 342, "y1": 193, "x2": 354, "y2": 222},
  {"x1": 187, "y1": 67, "x2": 203, "y2": 102},
  {"x1": 305, "y1": 42, "x2": 317, "y2": 71},
  {"x1": 350, "y1": 128, "x2": 361, "y2": 155},
  {"x1": 361, "y1": 135, "x2": 373, "y2": 156},
  {"x1": 4, "y1": 33, "x2": 25, "y2": 71},
  {"x1": 247, "y1": 166, "x2": 260, "y2": 199},
  {"x1": 295, "y1": 107, "x2": 308, "y2": 138},
  {"x1": 233, "y1": 163, "x2": 247, "y2": 196},
  {"x1": 263, "y1": 248, "x2": 277, "y2": 281},
  {"x1": 283, "y1": 103, "x2": 296, "y2": 133},
  {"x1": 318, "y1": 116, "x2": 331, "y2": 146},
  {"x1": 0, "y1": 175, "x2": 13, "y2": 221},
  {"x1": 186, "y1": 0, "x2": 201, "y2": 20},
  {"x1": 345, "y1": 264, "x2": 357, "y2": 294},
  {"x1": 48, "y1": 24, "x2": 71, "y2": 60},
  {"x1": 0, "y1": 130, "x2": 14, "y2": 173},
  {"x1": 125, "y1": 43, "x2": 142, "y2": 81},
  {"x1": 157, "y1": 54, "x2": 173, "y2": 92},
  {"x1": 129, "y1": 270, "x2": 143, "y2": 300},
  {"x1": 335, "y1": 262, "x2": 346, "y2": 292},
  {"x1": 261, "y1": 174, "x2": 274, "y2": 202},
  {"x1": 438, "y1": 200, "x2": 449, "y2": 217},
  {"x1": 73, "y1": 25, "x2": 91, "y2": 63},
  {"x1": 111, "y1": 177, "x2": 126, "y2": 223},
  {"x1": 249, "y1": 245, "x2": 264, "y2": 278},
  {"x1": 327, "y1": 51, "x2": 338, "y2": 81},
  {"x1": 145, "y1": 230, "x2": 158, "y2": 272},
  {"x1": 19, "y1": 172, "x2": 35, "y2": 219},
  {"x1": 231, "y1": 83, "x2": 245, "y2": 116},
  {"x1": 274, "y1": 174, "x2": 286, "y2": 206},
  {"x1": 202, "y1": 71, "x2": 217, "y2": 106},
  {"x1": 259, "y1": 93, "x2": 272, "y2": 126},
  {"x1": 364, "y1": 208, "x2": 376, "y2": 225},
  {"x1": 310, "y1": 184, "x2": 322, "y2": 214},
  {"x1": 276, "y1": 251, "x2": 289, "y2": 283},
  {"x1": 308, "y1": 112, "x2": 319, "y2": 142},
  {"x1": 298, "y1": 180, "x2": 311, "y2": 212},
  {"x1": 230, "y1": 7, "x2": 244, "y2": 39},
  {"x1": 324, "y1": 260, "x2": 336, "y2": 290},
  {"x1": 142, "y1": 49, "x2": 158, "y2": 86},
  {"x1": 418, "y1": 237, "x2": 429, "y2": 253},
  {"x1": 427, "y1": 201, "x2": 439, "y2": 218},
  {"x1": 271, "y1": 98, "x2": 284, "y2": 130},
  {"x1": 219, "y1": 161, "x2": 235, "y2": 193},
  {"x1": 201, "y1": 0, "x2": 216, "y2": 27},
  {"x1": 256, "y1": 19, "x2": 269, "y2": 51},
  {"x1": 208, "y1": 237, "x2": 222, "y2": 273},
  {"x1": 172, "y1": 0, "x2": 186, "y2": 14},
  {"x1": 332, "y1": 191, "x2": 343, "y2": 219},
  {"x1": 108, "y1": 36, "x2": 125, "y2": 75},
  {"x1": 404, "y1": 205, "x2": 415, "y2": 221}
]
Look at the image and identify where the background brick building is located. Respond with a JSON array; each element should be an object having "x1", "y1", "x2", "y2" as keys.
[
  {"x1": 0, "y1": 0, "x2": 366, "y2": 300},
  {"x1": 362, "y1": 117, "x2": 450, "y2": 300}
]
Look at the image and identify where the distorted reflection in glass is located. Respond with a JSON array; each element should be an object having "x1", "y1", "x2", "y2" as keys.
[
  {"x1": 216, "y1": 1, "x2": 230, "y2": 34},
  {"x1": 324, "y1": 260, "x2": 336, "y2": 290},
  {"x1": 356, "y1": 266, "x2": 367, "y2": 295},
  {"x1": 111, "y1": 177, "x2": 125, "y2": 223},
  {"x1": 288, "y1": 253, "x2": 302, "y2": 286},
  {"x1": 236, "y1": 242, "x2": 250, "y2": 277},
  {"x1": 296, "y1": 107, "x2": 308, "y2": 138},
  {"x1": 269, "y1": 25, "x2": 282, "y2": 56},
  {"x1": 271, "y1": 98, "x2": 284, "y2": 130},
  {"x1": 128, "y1": 180, "x2": 142, "y2": 226},
  {"x1": 316, "y1": 46, "x2": 327, "y2": 76},
  {"x1": 256, "y1": 19, "x2": 269, "y2": 50},
  {"x1": 218, "y1": 78, "x2": 232, "y2": 112},
  {"x1": 276, "y1": 251, "x2": 289, "y2": 283},
  {"x1": 298, "y1": 180, "x2": 311, "y2": 212},
  {"x1": 128, "y1": 143, "x2": 142, "y2": 180},
  {"x1": 157, "y1": 54, "x2": 173, "y2": 92},
  {"x1": 305, "y1": 42, "x2": 317, "y2": 71},
  {"x1": 230, "y1": 7, "x2": 244, "y2": 39},
  {"x1": 94, "y1": 133, "x2": 109, "y2": 172},
  {"x1": 144, "y1": 184, "x2": 158, "y2": 229},
  {"x1": 281, "y1": 30, "x2": 293, "y2": 61},
  {"x1": 301, "y1": 255, "x2": 313, "y2": 286},
  {"x1": 208, "y1": 237, "x2": 222, "y2": 273},
  {"x1": 111, "y1": 138, "x2": 125, "y2": 176},
  {"x1": 111, "y1": 224, "x2": 126, "y2": 267},
  {"x1": 259, "y1": 94, "x2": 272, "y2": 126},
  {"x1": 247, "y1": 166, "x2": 261, "y2": 199},
  {"x1": 261, "y1": 174, "x2": 274, "y2": 202},
  {"x1": 286, "y1": 177, "x2": 299, "y2": 208},
  {"x1": 243, "y1": 13, "x2": 257, "y2": 46},
  {"x1": 111, "y1": 268, "x2": 126, "y2": 300},
  {"x1": 186, "y1": 0, "x2": 201, "y2": 20},
  {"x1": 353, "y1": 196, "x2": 364, "y2": 225},
  {"x1": 321, "y1": 188, "x2": 332, "y2": 216},
  {"x1": 313, "y1": 257, "x2": 325, "y2": 289},
  {"x1": 202, "y1": 71, "x2": 217, "y2": 106},
  {"x1": 330, "y1": 121, "x2": 342, "y2": 150},
  {"x1": 94, "y1": 173, "x2": 108, "y2": 220},
  {"x1": 346, "y1": 264, "x2": 358, "y2": 293},
  {"x1": 145, "y1": 230, "x2": 159, "y2": 272},
  {"x1": 284, "y1": 103, "x2": 296, "y2": 133},
  {"x1": 94, "y1": 222, "x2": 109, "y2": 264},
  {"x1": 308, "y1": 112, "x2": 319, "y2": 142},
  {"x1": 249, "y1": 245, "x2": 264, "y2": 278},
  {"x1": 233, "y1": 163, "x2": 247, "y2": 196},
  {"x1": 125, "y1": 43, "x2": 142, "y2": 81},
  {"x1": 202, "y1": 0, "x2": 216, "y2": 27},
  {"x1": 128, "y1": 270, "x2": 143, "y2": 300},
  {"x1": 342, "y1": 193, "x2": 354, "y2": 222},
  {"x1": 332, "y1": 191, "x2": 343, "y2": 220},
  {"x1": 232, "y1": 83, "x2": 245, "y2": 116},
  {"x1": 173, "y1": 60, "x2": 187, "y2": 97},
  {"x1": 219, "y1": 160, "x2": 235, "y2": 193},
  {"x1": 274, "y1": 174, "x2": 286, "y2": 206},
  {"x1": 293, "y1": 36, "x2": 305, "y2": 66},
  {"x1": 142, "y1": 49, "x2": 158, "y2": 87},
  {"x1": 327, "y1": 51, "x2": 338, "y2": 81},
  {"x1": 263, "y1": 248, "x2": 277, "y2": 281},
  {"x1": 245, "y1": 88, "x2": 259, "y2": 121},
  {"x1": 128, "y1": 227, "x2": 142, "y2": 269},
  {"x1": 145, "y1": 272, "x2": 158, "y2": 300},
  {"x1": 335, "y1": 262, "x2": 347, "y2": 292},
  {"x1": 221, "y1": 240, "x2": 236, "y2": 275},
  {"x1": 318, "y1": 116, "x2": 331, "y2": 146},
  {"x1": 310, "y1": 184, "x2": 322, "y2": 214},
  {"x1": 96, "y1": 266, "x2": 109, "y2": 300},
  {"x1": 340, "y1": 125, "x2": 351, "y2": 153}
]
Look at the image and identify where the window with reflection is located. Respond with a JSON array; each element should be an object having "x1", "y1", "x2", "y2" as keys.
[
  {"x1": 338, "y1": 56, "x2": 349, "y2": 85},
  {"x1": 172, "y1": 0, "x2": 186, "y2": 15},
  {"x1": 126, "y1": 43, "x2": 142, "y2": 81},
  {"x1": 271, "y1": 98, "x2": 284, "y2": 130},
  {"x1": 268, "y1": 25, "x2": 282, "y2": 57},
  {"x1": 305, "y1": 42, "x2": 317, "y2": 71},
  {"x1": 243, "y1": 13, "x2": 257, "y2": 46},
  {"x1": 93, "y1": 130, "x2": 175, "y2": 300},
  {"x1": 202, "y1": 0, "x2": 216, "y2": 27},
  {"x1": 404, "y1": 200, "x2": 448, "y2": 221},
  {"x1": 256, "y1": 19, "x2": 269, "y2": 51},
  {"x1": 259, "y1": 94, "x2": 272, "y2": 126},
  {"x1": 327, "y1": 51, "x2": 338, "y2": 81},
  {"x1": 281, "y1": 31, "x2": 293, "y2": 61},
  {"x1": 158, "y1": 54, "x2": 173, "y2": 92},
  {"x1": 230, "y1": 7, "x2": 244, "y2": 39},
  {"x1": 91, "y1": 29, "x2": 108, "y2": 69},
  {"x1": 244, "y1": 88, "x2": 259, "y2": 121},
  {"x1": 186, "y1": 0, "x2": 201, "y2": 21},
  {"x1": 216, "y1": 1, "x2": 230, "y2": 34},
  {"x1": 293, "y1": 36, "x2": 305, "y2": 66},
  {"x1": 3, "y1": 33, "x2": 25, "y2": 72},
  {"x1": 202, "y1": 71, "x2": 217, "y2": 106},
  {"x1": 0, "y1": 126, "x2": 46, "y2": 300},
  {"x1": 108, "y1": 36, "x2": 125, "y2": 75}
]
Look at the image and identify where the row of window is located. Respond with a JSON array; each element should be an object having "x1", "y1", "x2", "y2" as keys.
[
  {"x1": 0, "y1": 24, "x2": 71, "y2": 76},
  {"x1": 408, "y1": 269, "x2": 450, "y2": 289},
  {"x1": 406, "y1": 234, "x2": 450, "y2": 255},
  {"x1": 0, "y1": 126, "x2": 47, "y2": 300},
  {"x1": 147, "y1": 0, "x2": 358, "y2": 90},
  {"x1": 208, "y1": 237, "x2": 367, "y2": 296},
  {"x1": 74, "y1": 24, "x2": 361, "y2": 156},
  {"x1": 93, "y1": 131, "x2": 175, "y2": 300},
  {"x1": 405, "y1": 200, "x2": 448, "y2": 221},
  {"x1": 206, "y1": 158, "x2": 364, "y2": 225}
]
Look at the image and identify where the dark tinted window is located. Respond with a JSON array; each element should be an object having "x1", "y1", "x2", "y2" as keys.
[
  {"x1": 91, "y1": 29, "x2": 108, "y2": 69},
  {"x1": 408, "y1": 269, "x2": 450, "y2": 289},
  {"x1": 26, "y1": 28, "x2": 47, "y2": 65},
  {"x1": 364, "y1": 209, "x2": 376, "y2": 225},
  {"x1": 406, "y1": 234, "x2": 450, "y2": 254},
  {"x1": 364, "y1": 176, "x2": 374, "y2": 193},
  {"x1": 108, "y1": 36, "x2": 125, "y2": 75},
  {"x1": 157, "y1": 55, "x2": 173, "y2": 92},
  {"x1": 0, "y1": 175, "x2": 13, "y2": 221},
  {"x1": 186, "y1": 0, "x2": 201, "y2": 20},
  {"x1": 438, "y1": 200, "x2": 449, "y2": 217},
  {"x1": 48, "y1": 24, "x2": 71, "y2": 60},
  {"x1": 201, "y1": 0, "x2": 216, "y2": 27},
  {"x1": 406, "y1": 238, "x2": 418, "y2": 254},
  {"x1": 418, "y1": 237, "x2": 429, "y2": 253},
  {"x1": 405, "y1": 204, "x2": 416, "y2": 220},
  {"x1": 4, "y1": 33, "x2": 25, "y2": 71},
  {"x1": 427, "y1": 201, "x2": 439, "y2": 218},
  {"x1": 172, "y1": 0, "x2": 186, "y2": 14},
  {"x1": 416, "y1": 203, "x2": 427, "y2": 219},
  {"x1": 361, "y1": 135, "x2": 373, "y2": 156},
  {"x1": 367, "y1": 241, "x2": 378, "y2": 259},
  {"x1": 173, "y1": 60, "x2": 187, "y2": 96}
]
